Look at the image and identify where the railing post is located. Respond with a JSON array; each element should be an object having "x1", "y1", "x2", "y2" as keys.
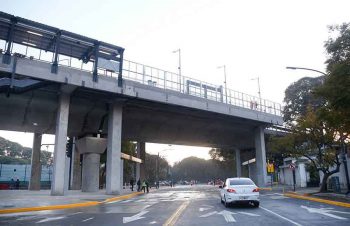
[
  {"x1": 93, "y1": 41, "x2": 100, "y2": 82},
  {"x1": 3, "y1": 17, "x2": 17, "y2": 64},
  {"x1": 118, "y1": 49, "x2": 124, "y2": 87},
  {"x1": 164, "y1": 71, "x2": 167, "y2": 89},
  {"x1": 142, "y1": 65, "x2": 146, "y2": 84},
  {"x1": 51, "y1": 31, "x2": 61, "y2": 74}
]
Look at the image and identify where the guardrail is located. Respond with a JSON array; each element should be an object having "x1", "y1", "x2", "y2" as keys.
[{"x1": 0, "y1": 40, "x2": 282, "y2": 116}]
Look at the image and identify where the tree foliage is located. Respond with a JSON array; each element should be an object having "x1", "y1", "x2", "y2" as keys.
[{"x1": 0, "y1": 136, "x2": 52, "y2": 165}]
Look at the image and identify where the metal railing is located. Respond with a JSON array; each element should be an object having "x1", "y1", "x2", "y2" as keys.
[{"x1": 0, "y1": 41, "x2": 282, "y2": 116}]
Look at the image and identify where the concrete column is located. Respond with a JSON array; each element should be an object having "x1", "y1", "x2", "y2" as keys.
[
  {"x1": 135, "y1": 142, "x2": 141, "y2": 181},
  {"x1": 29, "y1": 133, "x2": 42, "y2": 190},
  {"x1": 51, "y1": 92, "x2": 70, "y2": 196},
  {"x1": 106, "y1": 102, "x2": 122, "y2": 195},
  {"x1": 81, "y1": 153, "x2": 100, "y2": 192},
  {"x1": 254, "y1": 126, "x2": 267, "y2": 187},
  {"x1": 76, "y1": 137, "x2": 107, "y2": 192},
  {"x1": 120, "y1": 159, "x2": 124, "y2": 190},
  {"x1": 235, "y1": 149, "x2": 241, "y2": 177},
  {"x1": 70, "y1": 138, "x2": 81, "y2": 190},
  {"x1": 137, "y1": 142, "x2": 146, "y2": 181}
]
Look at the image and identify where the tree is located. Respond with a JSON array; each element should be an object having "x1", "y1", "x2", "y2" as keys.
[
  {"x1": 269, "y1": 107, "x2": 341, "y2": 192},
  {"x1": 283, "y1": 76, "x2": 325, "y2": 123}
]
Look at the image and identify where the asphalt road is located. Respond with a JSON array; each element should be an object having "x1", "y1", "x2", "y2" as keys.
[{"x1": 0, "y1": 185, "x2": 349, "y2": 226}]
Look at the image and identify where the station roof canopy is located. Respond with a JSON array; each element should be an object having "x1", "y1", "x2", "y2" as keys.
[{"x1": 0, "y1": 11, "x2": 124, "y2": 62}]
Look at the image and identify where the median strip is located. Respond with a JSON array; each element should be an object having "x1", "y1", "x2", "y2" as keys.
[
  {"x1": 0, "y1": 191, "x2": 144, "y2": 214},
  {"x1": 284, "y1": 192, "x2": 350, "y2": 208}
]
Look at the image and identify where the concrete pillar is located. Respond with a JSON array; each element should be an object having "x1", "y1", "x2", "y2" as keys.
[
  {"x1": 29, "y1": 133, "x2": 42, "y2": 190},
  {"x1": 120, "y1": 159, "x2": 124, "y2": 190},
  {"x1": 76, "y1": 137, "x2": 107, "y2": 192},
  {"x1": 51, "y1": 92, "x2": 70, "y2": 196},
  {"x1": 235, "y1": 149, "x2": 241, "y2": 177},
  {"x1": 81, "y1": 153, "x2": 100, "y2": 192},
  {"x1": 137, "y1": 142, "x2": 146, "y2": 181},
  {"x1": 254, "y1": 126, "x2": 267, "y2": 187},
  {"x1": 106, "y1": 102, "x2": 122, "y2": 195},
  {"x1": 70, "y1": 138, "x2": 81, "y2": 190}
]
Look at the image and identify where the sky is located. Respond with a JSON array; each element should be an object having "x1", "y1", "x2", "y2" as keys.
[{"x1": 0, "y1": 0, "x2": 349, "y2": 165}]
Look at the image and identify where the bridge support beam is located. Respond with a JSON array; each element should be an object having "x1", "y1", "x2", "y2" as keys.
[
  {"x1": 29, "y1": 133, "x2": 42, "y2": 190},
  {"x1": 255, "y1": 126, "x2": 267, "y2": 187},
  {"x1": 106, "y1": 102, "x2": 123, "y2": 195},
  {"x1": 235, "y1": 149, "x2": 241, "y2": 177},
  {"x1": 51, "y1": 91, "x2": 70, "y2": 196},
  {"x1": 120, "y1": 159, "x2": 124, "y2": 190}
]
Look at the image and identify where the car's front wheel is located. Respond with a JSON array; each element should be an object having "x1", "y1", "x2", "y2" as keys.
[{"x1": 253, "y1": 201, "x2": 259, "y2": 208}]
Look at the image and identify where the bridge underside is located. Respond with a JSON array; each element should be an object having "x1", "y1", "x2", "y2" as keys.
[{"x1": 0, "y1": 81, "x2": 265, "y2": 150}]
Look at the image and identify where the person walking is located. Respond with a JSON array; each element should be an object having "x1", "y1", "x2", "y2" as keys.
[
  {"x1": 145, "y1": 180, "x2": 149, "y2": 193},
  {"x1": 137, "y1": 179, "x2": 141, "y2": 192},
  {"x1": 130, "y1": 178, "x2": 134, "y2": 191},
  {"x1": 141, "y1": 180, "x2": 146, "y2": 193}
]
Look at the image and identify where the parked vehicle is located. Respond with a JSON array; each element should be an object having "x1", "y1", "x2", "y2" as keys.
[{"x1": 219, "y1": 177, "x2": 260, "y2": 207}]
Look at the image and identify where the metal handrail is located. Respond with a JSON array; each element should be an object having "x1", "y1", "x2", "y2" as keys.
[{"x1": 0, "y1": 42, "x2": 282, "y2": 116}]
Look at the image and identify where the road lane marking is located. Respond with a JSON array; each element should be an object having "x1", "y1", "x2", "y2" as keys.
[
  {"x1": 82, "y1": 217, "x2": 94, "y2": 222},
  {"x1": 218, "y1": 210, "x2": 236, "y2": 222},
  {"x1": 301, "y1": 205, "x2": 348, "y2": 220},
  {"x1": 163, "y1": 201, "x2": 190, "y2": 226},
  {"x1": 199, "y1": 211, "x2": 218, "y2": 217},
  {"x1": 36, "y1": 216, "x2": 65, "y2": 223},
  {"x1": 238, "y1": 212, "x2": 260, "y2": 216},
  {"x1": 199, "y1": 207, "x2": 212, "y2": 212},
  {"x1": 67, "y1": 212, "x2": 83, "y2": 216},
  {"x1": 123, "y1": 210, "x2": 149, "y2": 224},
  {"x1": 260, "y1": 207, "x2": 303, "y2": 226}
]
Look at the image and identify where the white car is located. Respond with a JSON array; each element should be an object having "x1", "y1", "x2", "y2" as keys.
[{"x1": 220, "y1": 177, "x2": 260, "y2": 207}]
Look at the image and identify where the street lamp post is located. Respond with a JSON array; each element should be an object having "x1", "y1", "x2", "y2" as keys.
[
  {"x1": 286, "y1": 66, "x2": 327, "y2": 76},
  {"x1": 156, "y1": 146, "x2": 172, "y2": 189},
  {"x1": 173, "y1": 49, "x2": 182, "y2": 77},
  {"x1": 251, "y1": 77, "x2": 262, "y2": 110},
  {"x1": 217, "y1": 65, "x2": 228, "y2": 104}
]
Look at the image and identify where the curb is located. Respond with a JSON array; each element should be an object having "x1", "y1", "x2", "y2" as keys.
[
  {"x1": 284, "y1": 192, "x2": 350, "y2": 208},
  {"x1": 0, "y1": 191, "x2": 144, "y2": 214},
  {"x1": 259, "y1": 187, "x2": 272, "y2": 191}
]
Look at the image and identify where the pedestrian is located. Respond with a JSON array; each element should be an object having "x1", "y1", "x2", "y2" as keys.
[
  {"x1": 141, "y1": 180, "x2": 146, "y2": 193},
  {"x1": 137, "y1": 179, "x2": 141, "y2": 192},
  {"x1": 145, "y1": 180, "x2": 149, "y2": 193},
  {"x1": 130, "y1": 178, "x2": 134, "y2": 191},
  {"x1": 10, "y1": 178, "x2": 14, "y2": 190},
  {"x1": 15, "y1": 179, "x2": 20, "y2": 190}
]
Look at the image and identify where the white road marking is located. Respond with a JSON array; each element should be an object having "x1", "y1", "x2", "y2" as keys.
[
  {"x1": 67, "y1": 212, "x2": 83, "y2": 216},
  {"x1": 36, "y1": 216, "x2": 65, "y2": 223},
  {"x1": 16, "y1": 216, "x2": 39, "y2": 221},
  {"x1": 199, "y1": 211, "x2": 218, "y2": 217},
  {"x1": 82, "y1": 217, "x2": 94, "y2": 222},
  {"x1": 121, "y1": 200, "x2": 133, "y2": 203},
  {"x1": 199, "y1": 207, "x2": 212, "y2": 212},
  {"x1": 218, "y1": 210, "x2": 236, "y2": 222},
  {"x1": 149, "y1": 221, "x2": 157, "y2": 224},
  {"x1": 301, "y1": 205, "x2": 348, "y2": 220},
  {"x1": 260, "y1": 207, "x2": 303, "y2": 226},
  {"x1": 238, "y1": 212, "x2": 260, "y2": 216},
  {"x1": 123, "y1": 210, "x2": 149, "y2": 224},
  {"x1": 106, "y1": 200, "x2": 121, "y2": 204}
]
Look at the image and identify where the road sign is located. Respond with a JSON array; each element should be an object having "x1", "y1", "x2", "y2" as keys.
[{"x1": 289, "y1": 163, "x2": 296, "y2": 170}]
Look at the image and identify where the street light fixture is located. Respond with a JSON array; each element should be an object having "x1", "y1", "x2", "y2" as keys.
[
  {"x1": 251, "y1": 77, "x2": 262, "y2": 110},
  {"x1": 172, "y1": 49, "x2": 182, "y2": 77},
  {"x1": 217, "y1": 65, "x2": 228, "y2": 104},
  {"x1": 286, "y1": 66, "x2": 327, "y2": 76}
]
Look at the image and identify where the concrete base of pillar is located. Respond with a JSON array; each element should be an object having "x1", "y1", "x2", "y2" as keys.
[{"x1": 82, "y1": 153, "x2": 100, "y2": 192}]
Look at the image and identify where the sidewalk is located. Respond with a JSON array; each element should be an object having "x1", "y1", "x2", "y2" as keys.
[
  {"x1": 261, "y1": 184, "x2": 350, "y2": 207},
  {"x1": 0, "y1": 187, "x2": 144, "y2": 213}
]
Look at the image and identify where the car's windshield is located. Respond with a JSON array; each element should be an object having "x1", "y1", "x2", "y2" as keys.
[{"x1": 229, "y1": 179, "x2": 254, "y2": 185}]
